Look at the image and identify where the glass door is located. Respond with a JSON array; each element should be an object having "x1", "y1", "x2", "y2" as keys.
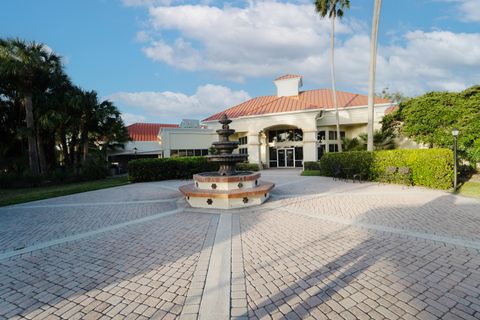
[
  {"x1": 276, "y1": 148, "x2": 295, "y2": 168},
  {"x1": 277, "y1": 149, "x2": 285, "y2": 167},
  {"x1": 286, "y1": 148, "x2": 294, "y2": 167}
]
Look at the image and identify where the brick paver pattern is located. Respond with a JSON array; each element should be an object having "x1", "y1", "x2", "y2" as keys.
[{"x1": 1, "y1": 170, "x2": 480, "y2": 319}]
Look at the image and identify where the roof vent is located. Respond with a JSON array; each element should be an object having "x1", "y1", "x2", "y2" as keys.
[{"x1": 273, "y1": 74, "x2": 303, "y2": 97}]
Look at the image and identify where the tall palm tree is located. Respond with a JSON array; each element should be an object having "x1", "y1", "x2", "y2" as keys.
[
  {"x1": 315, "y1": 0, "x2": 350, "y2": 153},
  {"x1": 367, "y1": 0, "x2": 382, "y2": 151},
  {"x1": 0, "y1": 38, "x2": 61, "y2": 174}
]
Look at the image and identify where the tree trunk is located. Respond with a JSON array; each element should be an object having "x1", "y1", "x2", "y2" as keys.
[
  {"x1": 367, "y1": 0, "x2": 382, "y2": 151},
  {"x1": 80, "y1": 114, "x2": 89, "y2": 164},
  {"x1": 330, "y1": 15, "x2": 342, "y2": 152},
  {"x1": 60, "y1": 126, "x2": 70, "y2": 167},
  {"x1": 24, "y1": 94, "x2": 40, "y2": 175},
  {"x1": 36, "y1": 126, "x2": 48, "y2": 175}
]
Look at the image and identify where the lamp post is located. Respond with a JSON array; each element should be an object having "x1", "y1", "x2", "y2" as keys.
[
  {"x1": 452, "y1": 128, "x2": 459, "y2": 190},
  {"x1": 133, "y1": 147, "x2": 138, "y2": 159}
]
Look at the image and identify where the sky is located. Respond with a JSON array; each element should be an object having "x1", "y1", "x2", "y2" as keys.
[{"x1": 1, "y1": 0, "x2": 479, "y2": 125}]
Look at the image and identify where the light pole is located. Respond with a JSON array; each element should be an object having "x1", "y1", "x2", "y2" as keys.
[
  {"x1": 133, "y1": 147, "x2": 138, "y2": 159},
  {"x1": 452, "y1": 128, "x2": 459, "y2": 190}
]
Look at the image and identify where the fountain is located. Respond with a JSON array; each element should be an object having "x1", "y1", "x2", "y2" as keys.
[{"x1": 179, "y1": 114, "x2": 275, "y2": 209}]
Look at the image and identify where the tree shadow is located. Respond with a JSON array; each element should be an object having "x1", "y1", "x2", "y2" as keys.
[{"x1": 238, "y1": 193, "x2": 480, "y2": 319}]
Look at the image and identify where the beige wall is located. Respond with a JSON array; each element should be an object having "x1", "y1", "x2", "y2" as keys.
[{"x1": 203, "y1": 103, "x2": 394, "y2": 165}]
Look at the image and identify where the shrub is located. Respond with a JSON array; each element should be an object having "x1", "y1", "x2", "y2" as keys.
[
  {"x1": 80, "y1": 156, "x2": 109, "y2": 180},
  {"x1": 319, "y1": 149, "x2": 453, "y2": 189},
  {"x1": 128, "y1": 157, "x2": 219, "y2": 182},
  {"x1": 304, "y1": 161, "x2": 321, "y2": 171},
  {"x1": 0, "y1": 170, "x2": 43, "y2": 188},
  {"x1": 236, "y1": 163, "x2": 260, "y2": 171},
  {"x1": 320, "y1": 151, "x2": 374, "y2": 178}
]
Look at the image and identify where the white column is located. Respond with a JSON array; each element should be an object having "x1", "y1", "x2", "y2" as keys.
[
  {"x1": 302, "y1": 130, "x2": 317, "y2": 161},
  {"x1": 247, "y1": 132, "x2": 261, "y2": 164},
  {"x1": 163, "y1": 149, "x2": 171, "y2": 158}
]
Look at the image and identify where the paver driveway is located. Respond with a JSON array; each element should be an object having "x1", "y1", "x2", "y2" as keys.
[{"x1": 1, "y1": 169, "x2": 480, "y2": 319}]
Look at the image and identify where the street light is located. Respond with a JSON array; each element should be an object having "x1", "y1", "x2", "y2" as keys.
[
  {"x1": 452, "y1": 128, "x2": 459, "y2": 190},
  {"x1": 133, "y1": 147, "x2": 138, "y2": 159}
]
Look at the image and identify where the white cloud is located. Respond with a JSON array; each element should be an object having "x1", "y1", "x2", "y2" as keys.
[
  {"x1": 121, "y1": 112, "x2": 147, "y2": 125},
  {"x1": 143, "y1": 2, "x2": 354, "y2": 81},
  {"x1": 458, "y1": 0, "x2": 480, "y2": 22},
  {"x1": 135, "y1": 1, "x2": 480, "y2": 96},
  {"x1": 109, "y1": 84, "x2": 251, "y2": 122}
]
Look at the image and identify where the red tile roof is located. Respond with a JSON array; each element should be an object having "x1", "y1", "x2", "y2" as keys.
[
  {"x1": 274, "y1": 74, "x2": 302, "y2": 81},
  {"x1": 127, "y1": 123, "x2": 179, "y2": 141},
  {"x1": 203, "y1": 89, "x2": 392, "y2": 122}
]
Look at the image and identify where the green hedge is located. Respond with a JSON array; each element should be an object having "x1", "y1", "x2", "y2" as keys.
[
  {"x1": 236, "y1": 163, "x2": 260, "y2": 171},
  {"x1": 319, "y1": 149, "x2": 453, "y2": 189},
  {"x1": 128, "y1": 157, "x2": 264, "y2": 182},
  {"x1": 128, "y1": 157, "x2": 219, "y2": 182},
  {"x1": 304, "y1": 161, "x2": 321, "y2": 170}
]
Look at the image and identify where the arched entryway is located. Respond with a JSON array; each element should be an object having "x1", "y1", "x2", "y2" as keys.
[{"x1": 264, "y1": 125, "x2": 304, "y2": 168}]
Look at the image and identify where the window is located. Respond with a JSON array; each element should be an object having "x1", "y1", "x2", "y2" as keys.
[
  {"x1": 269, "y1": 147, "x2": 277, "y2": 167},
  {"x1": 328, "y1": 131, "x2": 345, "y2": 140},
  {"x1": 317, "y1": 131, "x2": 326, "y2": 141},
  {"x1": 294, "y1": 147, "x2": 303, "y2": 167},
  {"x1": 317, "y1": 145, "x2": 326, "y2": 159},
  {"x1": 170, "y1": 149, "x2": 209, "y2": 158},
  {"x1": 239, "y1": 148, "x2": 248, "y2": 155},
  {"x1": 238, "y1": 136, "x2": 247, "y2": 145},
  {"x1": 268, "y1": 129, "x2": 303, "y2": 142},
  {"x1": 328, "y1": 144, "x2": 339, "y2": 152}
]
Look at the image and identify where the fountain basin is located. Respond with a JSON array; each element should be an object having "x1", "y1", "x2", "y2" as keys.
[{"x1": 179, "y1": 180, "x2": 275, "y2": 209}]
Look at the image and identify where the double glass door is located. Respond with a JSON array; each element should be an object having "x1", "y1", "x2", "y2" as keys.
[{"x1": 277, "y1": 148, "x2": 295, "y2": 167}]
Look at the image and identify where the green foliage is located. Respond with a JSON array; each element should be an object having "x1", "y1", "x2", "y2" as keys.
[
  {"x1": 0, "y1": 38, "x2": 129, "y2": 176},
  {"x1": 320, "y1": 151, "x2": 374, "y2": 178},
  {"x1": 128, "y1": 157, "x2": 219, "y2": 182},
  {"x1": 389, "y1": 86, "x2": 480, "y2": 163},
  {"x1": 80, "y1": 154, "x2": 109, "y2": 181},
  {"x1": 236, "y1": 163, "x2": 260, "y2": 171},
  {"x1": 0, "y1": 170, "x2": 43, "y2": 188},
  {"x1": 319, "y1": 149, "x2": 453, "y2": 189},
  {"x1": 304, "y1": 161, "x2": 321, "y2": 170}
]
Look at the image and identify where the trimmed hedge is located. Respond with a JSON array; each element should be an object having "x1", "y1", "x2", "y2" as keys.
[
  {"x1": 236, "y1": 163, "x2": 260, "y2": 171},
  {"x1": 304, "y1": 161, "x2": 321, "y2": 170},
  {"x1": 128, "y1": 157, "x2": 219, "y2": 182},
  {"x1": 319, "y1": 149, "x2": 454, "y2": 189},
  {"x1": 128, "y1": 157, "x2": 265, "y2": 182}
]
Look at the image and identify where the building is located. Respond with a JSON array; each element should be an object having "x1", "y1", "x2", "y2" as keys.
[
  {"x1": 108, "y1": 121, "x2": 216, "y2": 172},
  {"x1": 109, "y1": 75, "x2": 395, "y2": 169},
  {"x1": 202, "y1": 75, "x2": 394, "y2": 168}
]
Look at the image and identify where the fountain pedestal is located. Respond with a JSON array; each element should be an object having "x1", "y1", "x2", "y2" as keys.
[{"x1": 179, "y1": 114, "x2": 274, "y2": 209}]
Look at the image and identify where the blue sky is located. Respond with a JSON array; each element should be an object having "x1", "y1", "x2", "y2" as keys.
[{"x1": 1, "y1": 0, "x2": 479, "y2": 124}]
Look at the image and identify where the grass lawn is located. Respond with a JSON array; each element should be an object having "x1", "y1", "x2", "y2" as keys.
[
  {"x1": 301, "y1": 170, "x2": 321, "y2": 176},
  {"x1": 457, "y1": 181, "x2": 480, "y2": 198},
  {"x1": 0, "y1": 176, "x2": 129, "y2": 207}
]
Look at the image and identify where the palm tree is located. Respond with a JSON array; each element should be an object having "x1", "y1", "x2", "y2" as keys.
[
  {"x1": 0, "y1": 38, "x2": 61, "y2": 175},
  {"x1": 367, "y1": 0, "x2": 382, "y2": 151},
  {"x1": 315, "y1": 0, "x2": 350, "y2": 153}
]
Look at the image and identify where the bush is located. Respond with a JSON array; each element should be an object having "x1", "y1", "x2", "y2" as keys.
[
  {"x1": 319, "y1": 149, "x2": 453, "y2": 189},
  {"x1": 303, "y1": 161, "x2": 321, "y2": 170},
  {"x1": 0, "y1": 170, "x2": 43, "y2": 188},
  {"x1": 128, "y1": 157, "x2": 219, "y2": 182},
  {"x1": 320, "y1": 151, "x2": 374, "y2": 178},
  {"x1": 80, "y1": 156, "x2": 109, "y2": 180},
  {"x1": 236, "y1": 163, "x2": 260, "y2": 171}
]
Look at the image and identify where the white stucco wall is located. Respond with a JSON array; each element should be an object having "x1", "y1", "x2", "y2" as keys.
[{"x1": 160, "y1": 128, "x2": 216, "y2": 151}]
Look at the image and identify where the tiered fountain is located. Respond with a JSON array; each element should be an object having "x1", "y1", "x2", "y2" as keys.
[{"x1": 179, "y1": 114, "x2": 275, "y2": 209}]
